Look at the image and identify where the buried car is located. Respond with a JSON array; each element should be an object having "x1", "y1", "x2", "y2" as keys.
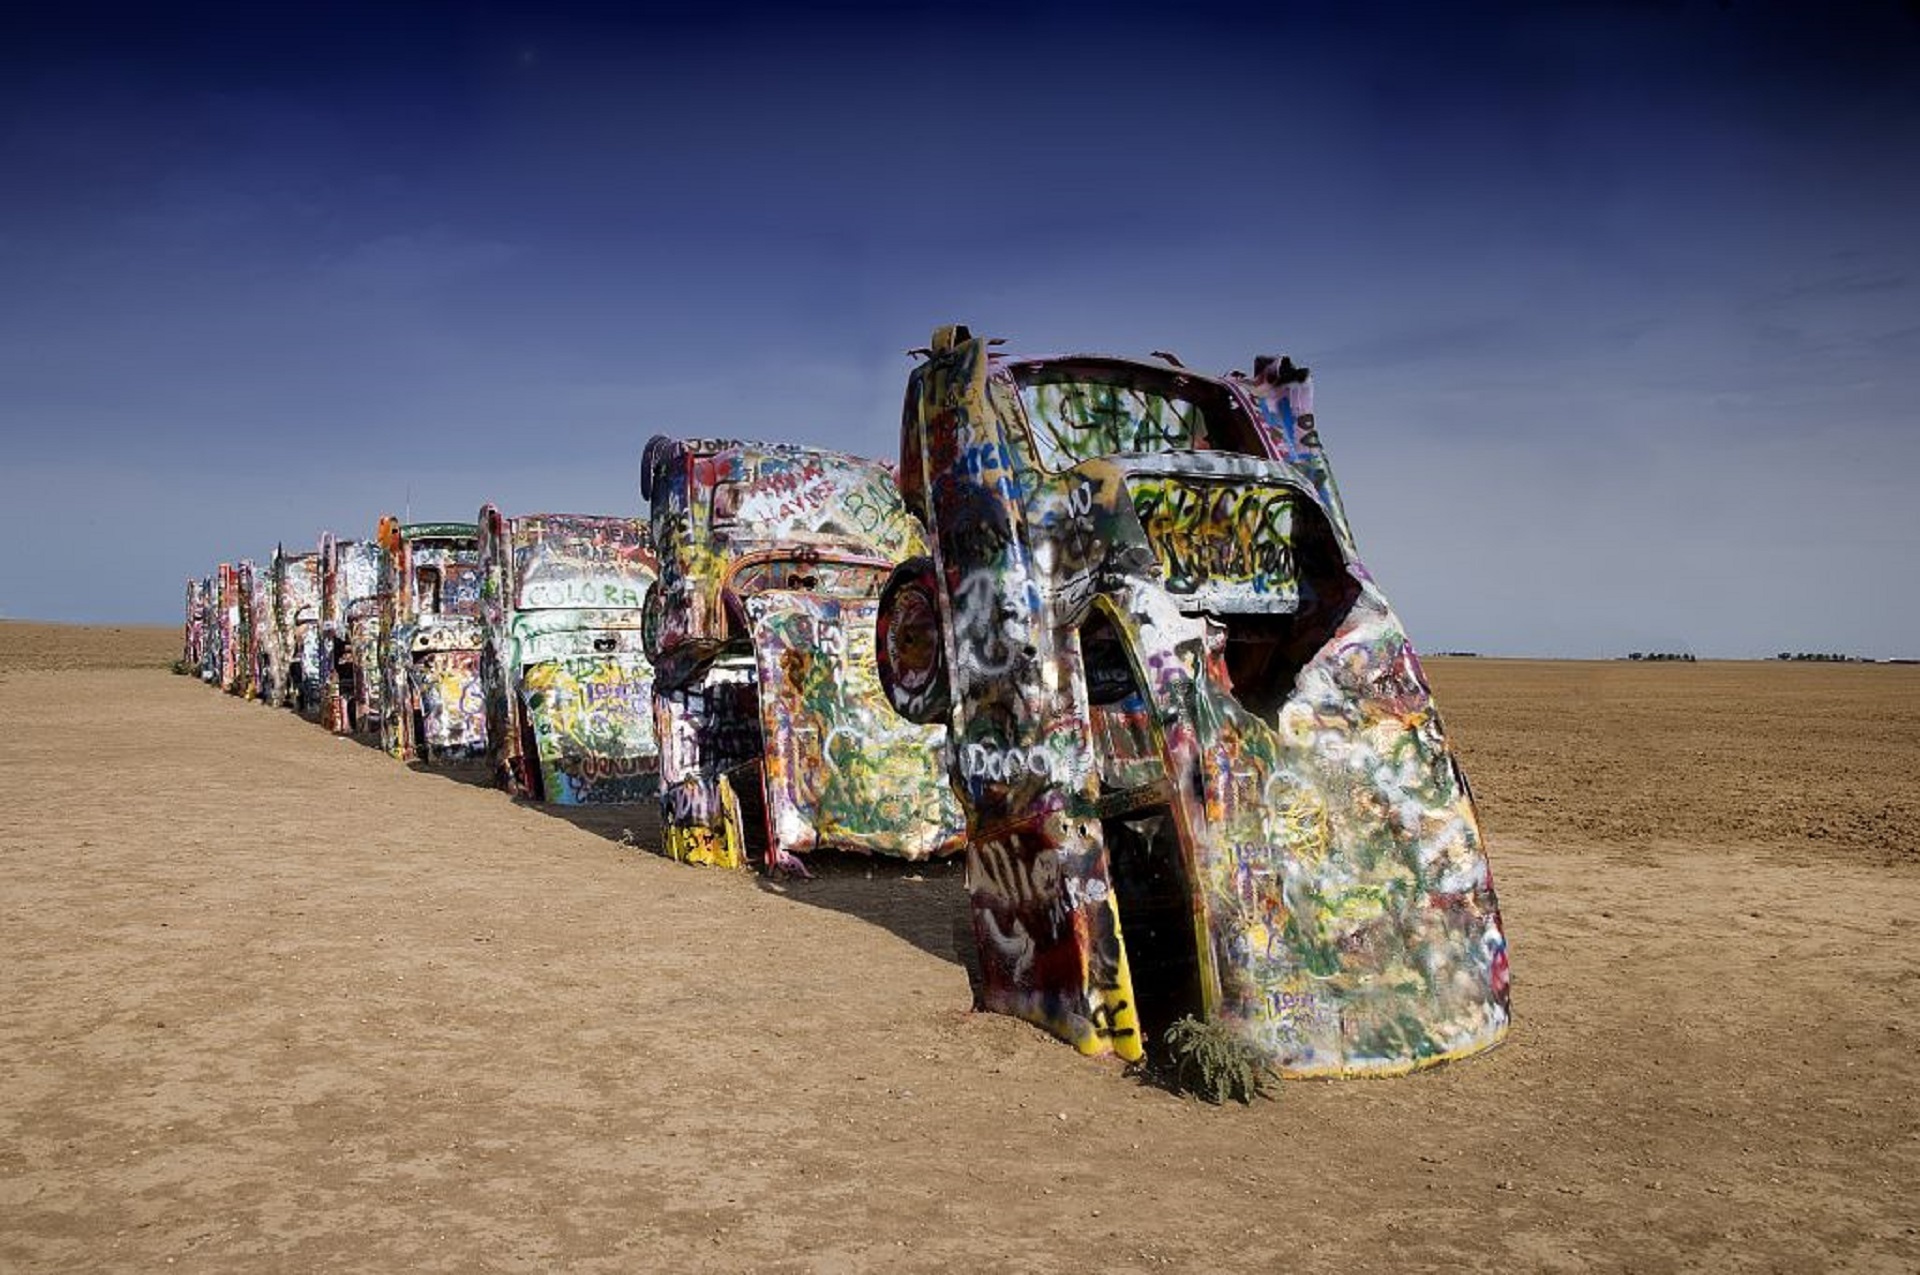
[
  {"x1": 478, "y1": 509, "x2": 660, "y2": 804},
  {"x1": 207, "y1": 564, "x2": 236, "y2": 686},
  {"x1": 183, "y1": 576, "x2": 210, "y2": 675},
  {"x1": 272, "y1": 545, "x2": 326, "y2": 716},
  {"x1": 249, "y1": 558, "x2": 283, "y2": 706},
  {"x1": 319, "y1": 535, "x2": 388, "y2": 736},
  {"x1": 639, "y1": 436, "x2": 965, "y2": 871},
  {"x1": 376, "y1": 517, "x2": 487, "y2": 763},
  {"x1": 219, "y1": 560, "x2": 257, "y2": 697},
  {"x1": 875, "y1": 326, "x2": 1509, "y2": 1078}
]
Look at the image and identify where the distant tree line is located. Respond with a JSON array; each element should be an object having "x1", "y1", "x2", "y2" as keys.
[
  {"x1": 1774, "y1": 652, "x2": 1869, "y2": 663},
  {"x1": 1626, "y1": 652, "x2": 1696, "y2": 662}
]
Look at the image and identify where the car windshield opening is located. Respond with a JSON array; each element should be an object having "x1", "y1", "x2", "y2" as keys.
[{"x1": 1015, "y1": 368, "x2": 1263, "y2": 472}]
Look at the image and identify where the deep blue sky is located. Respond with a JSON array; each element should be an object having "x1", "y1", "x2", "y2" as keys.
[{"x1": 3, "y1": 1, "x2": 1916, "y2": 656}]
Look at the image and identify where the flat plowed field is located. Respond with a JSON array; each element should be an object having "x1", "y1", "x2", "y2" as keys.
[{"x1": 3, "y1": 622, "x2": 1915, "y2": 1271}]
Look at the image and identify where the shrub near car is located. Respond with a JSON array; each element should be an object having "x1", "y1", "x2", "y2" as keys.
[{"x1": 477, "y1": 509, "x2": 660, "y2": 804}]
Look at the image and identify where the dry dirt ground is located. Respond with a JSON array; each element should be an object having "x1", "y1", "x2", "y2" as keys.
[{"x1": 2, "y1": 621, "x2": 1915, "y2": 1272}]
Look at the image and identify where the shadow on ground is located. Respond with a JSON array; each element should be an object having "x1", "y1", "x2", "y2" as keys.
[
  {"x1": 315, "y1": 711, "x2": 983, "y2": 993},
  {"x1": 511, "y1": 793, "x2": 984, "y2": 995},
  {"x1": 530, "y1": 799, "x2": 666, "y2": 851},
  {"x1": 756, "y1": 853, "x2": 982, "y2": 993}
]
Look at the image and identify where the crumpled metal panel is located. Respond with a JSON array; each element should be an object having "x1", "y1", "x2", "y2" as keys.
[
  {"x1": 894, "y1": 330, "x2": 1508, "y2": 1078},
  {"x1": 745, "y1": 591, "x2": 965, "y2": 861},
  {"x1": 643, "y1": 436, "x2": 967, "y2": 869}
]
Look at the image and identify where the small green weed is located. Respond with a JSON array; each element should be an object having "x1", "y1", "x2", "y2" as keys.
[{"x1": 1161, "y1": 1015, "x2": 1276, "y2": 1105}]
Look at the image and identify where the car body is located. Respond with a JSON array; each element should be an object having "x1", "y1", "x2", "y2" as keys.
[
  {"x1": 272, "y1": 546, "x2": 326, "y2": 716},
  {"x1": 319, "y1": 535, "x2": 388, "y2": 735},
  {"x1": 876, "y1": 326, "x2": 1509, "y2": 1078},
  {"x1": 640, "y1": 436, "x2": 965, "y2": 871},
  {"x1": 477, "y1": 509, "x2": 660, "y2": 804},
  {"x1": 376, "y1": 517, "x2": 488, "y2": 763},
  {"x1": 220, "y1": 560, "x2": 257, "y2": 697},
  {"x1": 249, "y1": 562, "x2": 281, "y2": 706},
  {"x1": 183, "y1": 576, "x2": 210, "y2": 674},
  {"x1": 205, "y1": 566, "x2": 233, "y2": 685}
]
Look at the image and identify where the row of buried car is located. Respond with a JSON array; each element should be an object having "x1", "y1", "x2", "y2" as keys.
[{"x1": 179, "y1": 329, "x2": 1511, "y2": 1080}]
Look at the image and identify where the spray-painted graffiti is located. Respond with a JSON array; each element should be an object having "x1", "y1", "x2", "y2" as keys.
[
  {"x1": 376, "y1": 518, "x2": 489, "y2": 763},
  {"x1": 653, "y1": 661, "x2": 760, "y2": 867},
  {"x1": 640, "y1": 435, "x2": 966, "y2": 871},
  {"x1": 220, "y1": 561, "x2": 257, "y2": 698},
  {"x1": 249, "y1": 565, "x2": 280, "y2": 706},
  {"x1": 319, "y1": 537, "x2": 387, "y2": 736},
  {"x1": 876, "y1": 327, "x2": 1509, "y2": 1078},
  {"x1": 272, "y1": 548, "x2": 325, "y2": 715},
  {"x1": 478, "y1": 509, "x2": 660, "y2": 805},
  {"x1": 748, "y1": 593, "x2": 966, "y2": 860},
  {"x1": 521, "y1": 653, "x2": 658, "y2": 802},
  {"x1": 1127, "y1": 476, "x2": 1298, "y2": 609},
  {"x1": 182, "y1": 577, "x2": 210, "y2": 675}
]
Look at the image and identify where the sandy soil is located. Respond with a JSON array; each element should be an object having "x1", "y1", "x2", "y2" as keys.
[
  {"x1": 0, "y1": 620, "x2": 182, "y2": 673},
  {"x1": 1, "y1": 626, "x2": 1915, "y2": 1271}
]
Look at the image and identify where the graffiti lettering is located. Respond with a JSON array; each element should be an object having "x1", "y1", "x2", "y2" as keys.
[
  {"x1": 1087, "y1": 999, "x2": 1136, "y2": 1042},
  {"x1": 961, "y1": 741, "x2": 1055, "y2": 784},
  {"x1": 1067, "y1": 480, "x2": 1094, "y2": 518},
  {"x1": 951, "y1": 569, "x2": 1024, "y2": 678},
  {"x1": 573, "y1": 752, "x2": 655, "y2": 781},
  {"x1": 966, "y1": 838, "x2": 1061, "y2": 906},
  {"x1": 1130, "y1": 479, "x2": 1297, "y2": 600},
  {"x1": 522, "y1": 579, "x2": 645, "y2": 610}
]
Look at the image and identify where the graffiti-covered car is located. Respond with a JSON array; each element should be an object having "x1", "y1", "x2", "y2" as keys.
[
  {"x1": 209, "y1": 564, "x2": 236, "y2": 686},
  {"x1": 478, "y1": 510, "x2": 660, "y2": 804},
  {"x1": 220, "y1": 560, "x2": 258, "y2": 697},
  {"x1": 876, "y1": 326, "x2": 1509, "y2": 1078},
  {"x1": 273, "y1": 545, "x2": 326, "y2": 716},
  {"x1": 376, "y1": 517, "x2": 487, "y2": 763},
  {"x1": 639, "y1": 436, "x2": 966, "y2": 871},
  {"x1": 183, "y1": 576, "x2": 210, "y2": 675},
  {"x1": 319, "y1": 535, "x2": 388, "y2": 735},
  {"x1": 249, "y1": 560, "x2": 282, "y2": 706}
]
